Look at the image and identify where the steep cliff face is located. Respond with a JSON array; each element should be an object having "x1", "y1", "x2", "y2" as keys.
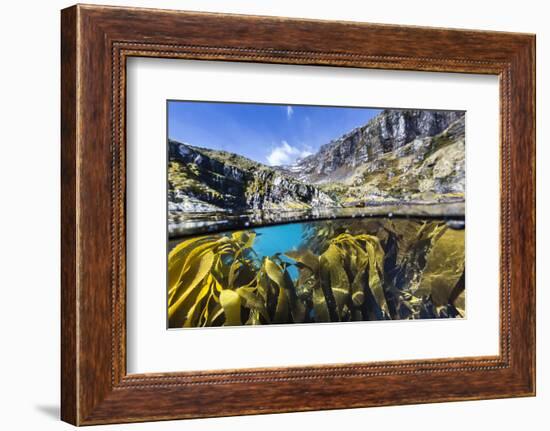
[
  {"x1": 291, "y1": 110, "x2": 464, "y2": 184},
  {"x1": 244, "y1": 168, "x2": 335, "y2": 210},
  {"x1": 168, "y1": 142, "x2": 248, "y2": 211},
  {"x1": 321, "y1": 114, "x2": 466, "y2": 204},
  {"x1": 168, "y1": 141, "x2": 337, "y2": 214}
]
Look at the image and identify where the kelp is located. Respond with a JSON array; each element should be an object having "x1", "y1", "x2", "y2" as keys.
[
  {"x1": 284, "y1": 232, "x2": 387, "y2": 322},
  {"x1": 168, "y1": 218, "x2": 465, "y2": 328},
  {"x1": 167, "y1": 231, "x2": 258, "y2": 327}
]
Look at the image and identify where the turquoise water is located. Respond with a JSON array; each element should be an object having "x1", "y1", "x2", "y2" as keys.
[
  {"x1": 253, "y1": 223, "x2": 304, "y2": 279},
  {"x1": 253, "y1": 223, "x2": 303, "y2": 259}
]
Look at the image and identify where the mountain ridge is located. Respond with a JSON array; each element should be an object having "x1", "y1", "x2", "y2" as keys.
[
  {"x1": 168, "y1": 140, "x2": 337, "y2": 217},
  {"x1": 285, "y1": 109, "x2": 464, "y2": 184}
]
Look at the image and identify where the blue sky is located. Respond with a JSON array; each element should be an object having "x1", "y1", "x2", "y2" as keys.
[{"x1": 167, "y1": 101, "x2": 382, "y2": 166}]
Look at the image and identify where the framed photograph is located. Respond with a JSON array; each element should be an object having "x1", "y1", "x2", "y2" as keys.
[
  {"x1": 165, "y1": 101, "x2": 467, "y2": 329},
  {"x1": 61, "y1": 4, "x2": 536, "y2": 425}
]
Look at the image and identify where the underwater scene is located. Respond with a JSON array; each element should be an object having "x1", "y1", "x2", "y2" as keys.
[
  {"x1": 168, "y1": 216, "x2": 465, "y2": 328},
  {"x1": 167, "y1": 101, "x2": 466, "y2": 328}
]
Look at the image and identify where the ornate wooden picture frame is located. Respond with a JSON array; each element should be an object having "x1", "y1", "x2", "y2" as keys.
[{"x1": 61, "y1": 4, "x2": 535, "y2": 425}]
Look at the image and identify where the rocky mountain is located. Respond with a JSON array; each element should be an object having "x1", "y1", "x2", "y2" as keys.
[
  {"x1": 287, "y1": 109, "x2": 464, "y2": 184},
  {"x1": 168, "y1": 141, "x2": 337, "y2": 215},
  {"x1": 168, "y1": 109, "x2": 465, "y2": 233},
  {"x1": 299, "y1": 111, "x2": 466, "y2": 205}
]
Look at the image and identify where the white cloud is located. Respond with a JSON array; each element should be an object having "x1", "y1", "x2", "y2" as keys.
[
  {"x1": 286, "y1": 106, "x2": 294, "y2": 120},
  {"x1": 266, "y1": 141, "x2": 312, "y2": 166}
]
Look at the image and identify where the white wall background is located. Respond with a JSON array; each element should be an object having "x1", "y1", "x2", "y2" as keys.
[{"x1": 0, "y1": 0, "x2": 546, "y2": 429}]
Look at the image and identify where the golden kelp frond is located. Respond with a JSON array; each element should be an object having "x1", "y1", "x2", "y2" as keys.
[
  {"x1": 329, "y1": 233, "x2": 386, "y2": 311},
  {"x1": 284, "y1": 232, "x2": 388, "y2": 322},
  {"x1": 168, "y1": 230, "x2": 303, "y2": 327},
  {"x1": 168, "y1": 232, "x2": 258, "y2": 327},
  {"x1": 414, "y1": 226, "x2": 465, "y2": 316}
]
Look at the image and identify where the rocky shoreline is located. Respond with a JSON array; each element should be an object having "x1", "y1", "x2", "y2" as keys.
[{"x1": 168, "y1": 201, "x2": 465, "y2": 238}]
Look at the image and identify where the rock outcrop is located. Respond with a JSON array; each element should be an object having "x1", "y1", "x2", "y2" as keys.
[
  {"x1": 314, "y1": 113, "x2": 466, "y2": 205},
  {"x1": 168, "y1": 141, "x2": 337, "y2": 214},
  {"x1": 289, "y1": 109, "x2": 464, "y2": 184}
]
